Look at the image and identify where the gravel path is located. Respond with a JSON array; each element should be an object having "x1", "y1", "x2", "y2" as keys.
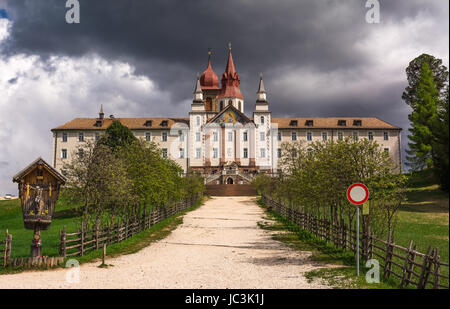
[{"x1": 0, "y1": 196, "x2": 330, "y2": 289}]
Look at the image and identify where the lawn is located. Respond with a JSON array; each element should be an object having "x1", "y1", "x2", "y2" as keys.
[
  {"x1": 0, "y1": 196, "x2": 82, "y2": 258},
  {"x1": 396, "y1": 172, "x2": 449, "y2": 264},
  {"x1": 257, "y1": 169, "x2": 449, "y2": 289},
  {"x1": 0, "y1": 193, "x2": 205, "y2": 274}
]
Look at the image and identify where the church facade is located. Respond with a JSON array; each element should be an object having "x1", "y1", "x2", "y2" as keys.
[{"x1": 51, "y1": 48, "x2": 402, "y2": 185}]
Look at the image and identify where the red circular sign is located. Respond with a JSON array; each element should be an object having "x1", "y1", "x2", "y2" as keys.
[{"x1": 346, "y1": 183, "x2": 369, "y2": 205}]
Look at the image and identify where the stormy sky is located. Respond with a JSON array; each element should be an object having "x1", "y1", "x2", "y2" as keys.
[{"x1": 0, "y1": 0, "x2": 448, "y2": 194}]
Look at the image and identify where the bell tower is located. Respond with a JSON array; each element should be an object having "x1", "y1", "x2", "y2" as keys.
[{"x1": 217, "y1": 43, "x2": 245, "y2": 113}]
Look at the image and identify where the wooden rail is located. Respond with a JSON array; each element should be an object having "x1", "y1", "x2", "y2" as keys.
[
  {"x1": 262, "y1": 195, "x2": 448, "y2": 289},
  {"x1": 0, "y1": 230, "x2": 12, "y2": 267},
  {"x1": 59, "y1": 195, "x2": 201, "y2": 258}
]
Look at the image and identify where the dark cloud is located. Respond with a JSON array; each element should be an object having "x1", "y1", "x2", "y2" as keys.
[{"x1": 0, "y1": 0, "x2": 449, "y2": 182}]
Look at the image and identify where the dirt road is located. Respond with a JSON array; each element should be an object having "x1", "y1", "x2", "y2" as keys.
[{"x1": 0, "y1": 196, "x2": 329, "y2": 288}]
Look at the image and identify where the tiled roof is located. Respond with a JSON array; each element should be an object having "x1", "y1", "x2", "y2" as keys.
[
  {"x1": 51, "y1": 117, "x2": 190, "y2": 131},
  {"x1": 271, "y1": 117, "x2": 401, "y2": 130},
  {"x1": 52, "y1": 117, "x2": 400, "y2": 131}
]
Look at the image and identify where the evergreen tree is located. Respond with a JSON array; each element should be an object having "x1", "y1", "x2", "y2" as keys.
[
  {"x1": 406, "y1": 62, "x2": 439, "y2": 170},
  {"x1": 432, "y1": 86, "x2": 449, "y2": 190},
  {"x1": 402, "y1": 54, "x2": 448, "y2": 109}
]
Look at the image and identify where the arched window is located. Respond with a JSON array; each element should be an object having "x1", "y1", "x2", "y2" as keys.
[
  {"x1": 220, "y1": 101, "x2": 224, "y2": 110},
  {"x1": 260, "y1": 116, "x2": 264, "y2": 124},
  {"x1": 238, "y1": 101, "x2": 242, "y2": 111},
  {"x1": 228, "y1": 99, "x2": 232, "y2": 106}
]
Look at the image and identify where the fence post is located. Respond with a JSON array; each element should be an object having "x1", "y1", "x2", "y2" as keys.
[
  {"x1": 417, "y1": 246, "x2": 433, "y2": 289},
  {"x1": 125, "y1": 217, "x2": 129, "y2": 240},
  {"x1": 383, "y1": 231, "x2": 393, "y2": 279},
  {"x1": 80, "y1": 222, "x2": 85, "y2": 257},
  {"x1": 401, "y1": 240, "x2": 414, "y2": 287},
  {"x1": 432, "y1": 248, "x2": 440, "y2": 289},
  {"x1": 62, "y1": 226, "x2": 66, "y2": 258},
  {"x1": 3, "y1": 230, "x2": 9, "y2": 267},
  {"x1": 95, "y1": 221, "x2": 99, "y2": 250},
  {"x1": 404, "y1": 244, "x2": 417, "y2": 288}
]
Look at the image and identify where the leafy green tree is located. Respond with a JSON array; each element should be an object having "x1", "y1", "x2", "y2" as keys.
[
  {"x1": 257, "y1": 137, "x2": 405, "y2": 237},
  {"x1": 98, "y1": 120, "x2": 137, "y2": 150},
  {"x1": 63, "y1": 141, "x2": 136, "y2": 219},
  {"x1": 406, "y1": 62, "x2": 440, "y2": 170}
]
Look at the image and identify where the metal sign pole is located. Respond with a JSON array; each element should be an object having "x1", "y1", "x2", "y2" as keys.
[{"x1": 356, "y1": 205, "x2": 360, "y2": 276}]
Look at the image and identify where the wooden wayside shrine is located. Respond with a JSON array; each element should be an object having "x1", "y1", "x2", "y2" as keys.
[{"x1": 13, "y1": 157, "x2": 66, "y2": 258}]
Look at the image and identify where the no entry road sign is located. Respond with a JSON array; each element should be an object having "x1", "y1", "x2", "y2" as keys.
[
  {"x1": 346, "y1": 183, "x2": 369, "y2": 277},
  {"x1": 347, "y1": 183, "x2": 369, "y2": 205}
]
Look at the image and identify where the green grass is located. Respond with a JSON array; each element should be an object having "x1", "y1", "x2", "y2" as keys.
[
  {"x1": 0, "y1": 194, "x2": 205, "y2": 274},
  {"x1": 0, "y1": 196, "x2": 82, "y2": 258},
  {"x1": 73, "y1": 197, "x2": 204, "y2": 265},
  {"x1": 395, "y1": 184, "x2": 449, "y2": 263},
  {"x1": 257, "y1": 198, "x2": 399, "y2": 288},
  {"x1": 256, "y1": 171, "x2": 450, "y2": 289}
]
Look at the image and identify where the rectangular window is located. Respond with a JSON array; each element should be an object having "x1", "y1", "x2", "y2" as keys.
[
  {"x1": 62, "y1": 132, "x2": 68, "y2": 142},
  {"x1": 291, "y1": 132, "x2": 297, "y2": 141},
  {"x1": 353, "y1": 132, "x2": 359, "y2": 141},
  {"x1": 368, "y1": 132, "x2": 373, "y2": 141},
  {"x1": 162, "y1": 132, "x2": 168, "y2": 142},
  {"x1": 213, "y1": 148, "x2": 218, "y2": 158},
  {"x1": 228, "y1": 132, "x2": 233, "y2": 141},
  {"x1": 322, "y1": 132, "x2": 327, "y2": 141},
  {"x1": 277, "y1": 132, "x2": 282, "y2": 141},
  {"x1": 243, "y1": 148, "x2": 248, "y2": 158},
  {"x1": 78, "y1": 132, "x2": 84, "y2": 142},
  {"x1": 195, "y1": 148, "x2": 201, "y2": 158},
  {"x1": 213, "y1": 131, "x2": 218, "y2": 142},
  {"x1": 196, "y1": 132, "x2": 201, "y2": 142},
  {"x1": 95, "y1": 132, "x2": 100, "y2": 141},
  {"x1": 307, "y1": 132, "x2": 312, "y2": 141},
  {"x1": 162, "y1": 148, "x2": 168, "y2": 158},
  {"x1": 179, "y1": 148, "x2": 185, "y2": 159},
  {"x1": 384, "y1": 131, "x2": 389, "y2": 141},
  {"x1": 338, "y1": 132, "x2": 343, "y2": 141},
  {"x1": 260, "y1": 132, "x2": 265, "y2": 141},
  {"x1": 260, "y1": 148, "x2": 266, "y2": 158},
  {"x1": 146, "y1": 132, "x2": 151, "y2": 141},
  {"x1": 243, "y1": 131, "x2": 248, "y2": 141},
  {"x1": 277, "y1": 148, "x2": 282, "y2": 158},
  {"x1": 384, "y1": 148, "x2": 389, "y2": 153},
  {"x1": 61, "y1": 149, "x2": 67, "y2": 159}
]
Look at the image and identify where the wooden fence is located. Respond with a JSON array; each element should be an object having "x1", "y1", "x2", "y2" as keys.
[
  {"x1": 59, "y1": 195, "x2": 201, "y2": 258},
  {"x1": 0, "y1": 230, "x2": 12, "y2": 267},
  {"x1": 262, "y1": 194, "x2": 449, "y2": 289}
]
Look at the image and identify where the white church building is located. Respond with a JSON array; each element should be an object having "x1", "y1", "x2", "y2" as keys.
[{"x1": 51, "y1": 47, "x2": 402, "y2": 185}]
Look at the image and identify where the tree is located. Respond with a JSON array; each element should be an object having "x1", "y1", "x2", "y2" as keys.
[
  {"x1": 406, "y1": 62, "x2": 440, "y2": 170},
  {"x1": 257, "y1": 137, "x2": 403, "y2": 237},
  {"x1": 432, "y1": 87, "x2": 449, "y2": 190},
  {"x1": 98, "y1": 120, "x2": 136, "y2": 150},
  {"x1": 402, "y1": 54, "x2": 449, "y2": 109},
  {"x1": 63, "y1": 141, "x2": 136, "y2": 219}
]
